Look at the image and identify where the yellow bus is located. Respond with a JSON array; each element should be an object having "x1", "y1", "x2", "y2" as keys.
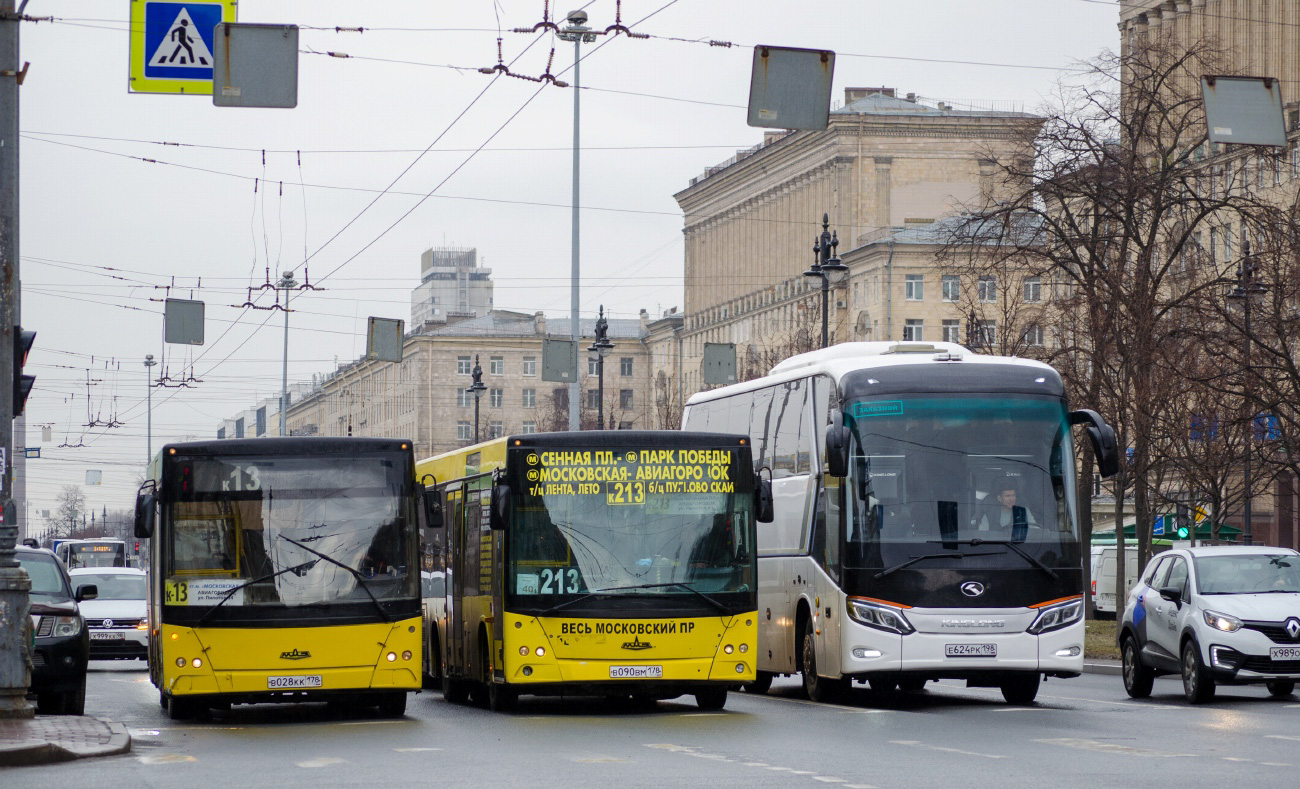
[
  {"x1": 420, "y1": 430, "x2": 768, "y2": 712},
  {"x1": 135, "y1": 437, "x2": 425, "y2": 720}
]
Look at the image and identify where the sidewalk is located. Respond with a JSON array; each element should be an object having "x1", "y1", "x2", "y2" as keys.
[{"x1": 0, "y1": 715, "x2": 131, "y2": 767}]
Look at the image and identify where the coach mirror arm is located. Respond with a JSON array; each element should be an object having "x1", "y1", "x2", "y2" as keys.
[
  {"x1": 1068, "y1": 409, "x2": 1119, "y2": 479},
  {"x1": 134, "y1": 481, "x2": 157, "y2": 539},
  {"x1": 753, "y1": 470, "x2": 774, "y2": 523},
  {"x1": 825, "y1": 425, "x2": 851, "y2": 478},
  {"x1": 419, "y1": 475, "x2": 443, "y2": 529}
]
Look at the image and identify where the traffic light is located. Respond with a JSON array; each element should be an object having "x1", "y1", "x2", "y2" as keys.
[
  {"x1": 13, "y1": 326, "x2": 34, "y2": 416},
  {"x1": 1176, "y1": 503, "x2": 1191, "y2": 539}
]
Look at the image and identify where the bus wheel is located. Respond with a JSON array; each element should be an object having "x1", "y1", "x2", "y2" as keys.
[
  {"x1": 897, "y1": 678, "x2": 927, "y2": 693},
  {"x1": 742, "y1": 671, "x2": 773, "y2": 694},
  {"x1": 488, "y1": 683, "x2": 517, "y2": 712},
  {"x1": 801, "y1": 619, "x2": 847, "y2": 703},
  {"x1": 694, "y1": 688, "x2": 728, "y2": 710},
  {"x1": 376, "y1": 692, "x2": 407, "y2": 718},
  {"x1": 1000, "y1": 674, "x2": 1041, "y2": 705},
  {"x1": 443, "y1": 675, "x2": 471, "y2": 705},
  {"x1": 168, "y1": 695, "x2": 201, "y2": 720}
]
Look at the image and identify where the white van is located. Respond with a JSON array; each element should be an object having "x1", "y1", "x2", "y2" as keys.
[{"x1": 1091, "y1": 546, "x2": 1140, "y2": 619}]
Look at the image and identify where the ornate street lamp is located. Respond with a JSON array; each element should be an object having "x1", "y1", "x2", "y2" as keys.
[
  {"x1": 803, "y1": 213, "x2": 847, "y2": 348},
  {"x1": 466, "y1": 355, "x2": 487, "y2": 443},
  {"x1": 588, "y1": 305, "x2": 615, "y2": 430}
]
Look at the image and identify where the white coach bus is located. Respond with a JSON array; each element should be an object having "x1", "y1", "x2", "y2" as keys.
[{"x1": 682, "y1": 342, "x2": 1118, "y2": 704}]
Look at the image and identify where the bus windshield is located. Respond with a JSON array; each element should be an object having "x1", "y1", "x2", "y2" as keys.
[
  {"x1": 163, "y1": 454, "x2": 416, "y2": 607},
  {"x1": 844, "y1": 395, "x2": 1080, "y2": 570},
  {"x1": 504, "y1": 446, "x2": 755, "y2": 608}
]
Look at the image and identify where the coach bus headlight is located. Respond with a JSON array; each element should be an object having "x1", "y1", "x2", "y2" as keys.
[
  {"x1": 1027, "y1": 599, "x2": 1083, "y2": 635},
  {"x1": 846, "y1": 598, "x2": 915, "y2": 635}
]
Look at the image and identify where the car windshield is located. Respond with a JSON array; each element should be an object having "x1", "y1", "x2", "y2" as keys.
[
  {"x1": 18, "y1": 553, "x2": 71, "y2": 602},
  {"x1": 1195, "y1": 554, "x2": 1300, "y2": 594},
  {"x1": 71, "y1": 573, "x2": 146, "y2": 601}
]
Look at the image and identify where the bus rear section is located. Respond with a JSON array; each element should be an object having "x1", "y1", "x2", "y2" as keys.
[
  {"x1": 138, "y1": 438, "x2": 423, "y2": 719},
  {"x1": 424, "y1": 431, "x2": 762, "y2": 711},
  {"x1": 66, "y1": 539, "x2": 128, "y2": 569}
]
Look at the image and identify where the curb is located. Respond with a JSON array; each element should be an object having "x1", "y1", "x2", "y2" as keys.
[
  {"x1": 0, "y1": 718, "x2": 132, "y2": 767},
  {"x1": 1083, "y1": 660, "x2": 1122, "y2": 676}
]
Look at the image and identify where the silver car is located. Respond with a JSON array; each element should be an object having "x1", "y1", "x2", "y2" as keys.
[{"x1": 1117, "y1": 546, "x2": 1300, "y2": 703}]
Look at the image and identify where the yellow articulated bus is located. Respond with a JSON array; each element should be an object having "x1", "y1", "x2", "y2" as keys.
[
  {"x1": 134, "y1": 437, "x2": 426, "y2": 720},
  {"x1": 419, "y1": 430, "x2": 770, "y2": 711}
]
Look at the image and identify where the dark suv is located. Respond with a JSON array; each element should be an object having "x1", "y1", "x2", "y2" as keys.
[{"x1": 16, "y1": 546, "x2": 97, "y2": 714}]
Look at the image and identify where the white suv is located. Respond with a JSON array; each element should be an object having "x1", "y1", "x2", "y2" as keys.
[{"x1": 1117, "y1": 546, "x2": 1300, "y2": 703}]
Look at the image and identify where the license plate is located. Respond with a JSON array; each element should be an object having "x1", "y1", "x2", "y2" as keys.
[
  {"x1": 267, "y1": 675, "x2": 322, "y2": 689},
  {"x1": 946, "y1": 643, "x2": 997, "y2": 658},
  {"x1": 1270, "y1": 646, "x2": 1300, "y2": 660},
  {"x1": 609, "y1": 665, "x2": 662, "y2": 679},
  {"x1": 90, "y1": 632, "x2": 125, "y2": 641}
]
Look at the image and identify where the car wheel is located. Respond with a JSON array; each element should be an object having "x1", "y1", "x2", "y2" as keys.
[
  {"x1": 741, "y1": 671, "x2": 773, "y2": 694},
  {"x1": 1121, "y1": 637, "x2": 1155, "y2": 699},
  {"x1": 1266, "y1": 679, "x2": 1295, "y2": 698},
  {"x1": 61, "y1": 677, "x2": 87, "y2": 716},
  {"x1": 694, "y1": 688, "x2": 728, "y2": 710},
  {"x1": 1181, "y1": 640, "x2": 1216, "y2": 704},
  {"x1": 1000, "y1": 674, "x2": 1041, "y2": 704},
  {"x1": 801, "y1": 618, "x2": 847, "y2": 703}
]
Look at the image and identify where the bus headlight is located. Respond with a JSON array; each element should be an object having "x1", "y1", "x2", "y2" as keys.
[
  {"x1": 192, "y1": 658, "x2": 203, "y2": 668},
  {"x1": 1028, "y1": 599, "x2": 1083, "y2": 635},
  {"x1": 846, "y1": 598, "x2": 915, "y2": 635},
  {"x1": 724, "y1": 644, "x2": 734, "y2": 654},
  {"x1": 535, "y1": 647, "x2": 545, "y2": 657},
  {"x1": 387, "y1": 652, "x2": 397, "y2": 662},
  {"x1": 519, "y1": 646, "x2": 530, "y2": 656}
]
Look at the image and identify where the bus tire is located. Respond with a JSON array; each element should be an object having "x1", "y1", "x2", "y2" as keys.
[
  {"x1": 423, "y1": 632, "x2": 440, "y2": 689},
  {"x1": 376, "y1": 692, "x2": 407, "y2": 718},
  {"x1": 694, "y1": 688, "x2": 728, "y2": 710},
  {"x1": 742, "y1": 671, "x2": 773, "y2": 694},
  {"x1": 443, "y1": 675, "x2": 471, "y2": 705},
  {"x1": 168, "y1": 694, "x2": 201, "y2": 720},
  {"x1": 897, "y1": 678, "x2": 927, "y2": 693},
  {"x1": 1000, "y1": 674, "x2": 1041, "y2": 705},
  {"x1": 801, "y1": 619, "x2": 847, "y2": 703},
  {"x1": 488, "y1": 682, "x2": 517, "y2": 712}
]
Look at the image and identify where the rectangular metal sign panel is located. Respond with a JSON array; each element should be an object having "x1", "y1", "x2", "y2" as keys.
[
  {"x1": 367, "y1": 317, "x2": 405, "y2": 362},
  {"x1": 86, "y1": 470, "x2": 103, "y2": 486},
  {"x1": 541, "y1": 339, "x2": 578, "y2": 383},
  {"x1": 212, "y1": 23, "x2": 300, "y2": 108},
  {"x1": 1201, "y1": 75, "x2": 1287, "y2": 147},
  {"x1": 164, "y1": 298, "x2": 205, "y2": 345},
  {"x1": 701, "y1": 342, "x2": 738, "y2": 386},
  {"x1": 129, "y1": 0, "x2": 238, "y2": 95},
  {"x1": 747, "y1": 45, "x2": 835, "y2": 131}
]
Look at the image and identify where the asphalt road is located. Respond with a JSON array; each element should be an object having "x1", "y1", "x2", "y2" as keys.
[{"x1": 4, "y1": 661, "x2": 1297, "y2": 787}]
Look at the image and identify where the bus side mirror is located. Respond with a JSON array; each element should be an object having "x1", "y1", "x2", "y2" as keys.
[
  {"x1": 490, "y1": 485, "x2": 511, "y2": 531},
  {"x1": 134, "y1": 493, "x2": 156, "y2": 539},
  {"x1": 418, "y1": 483, "x2": 443, "y2": 529},
  {"x1": 1069, "y1": 409, "x2": 1119, "y2": 478},
  {"x1": 825, "y1": 426, "x2": 850, "y2": 478},
  {"x1": 753, "y1": 474, "x2": 774, "y2": 523}
]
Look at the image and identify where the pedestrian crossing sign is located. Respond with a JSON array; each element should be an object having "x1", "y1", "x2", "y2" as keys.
[{"x1": 129, "y1": 0, "x2": 238, "y2": 95}]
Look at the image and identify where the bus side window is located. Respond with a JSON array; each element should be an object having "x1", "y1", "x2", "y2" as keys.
[
  {"x1": 749, "y1": 387, "x2": 774, "y2": 474},
  {"x1": 771, "y1": 379, "x2": 808, "y2": 478},
  {"x1": 812, "y1": 376, "x2": 834, "y2": 473}
]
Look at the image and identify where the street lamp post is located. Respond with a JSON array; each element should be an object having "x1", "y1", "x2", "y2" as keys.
[
  {"x1": 559, "y1": 11, "x2": 596, "y2": 432},
  {"x1": 467, "y1": 355, "x2": 487, "y2": 443},
  {"x1": 1227, "y1": 239, "x2": 1268, "y2": 546},
  {"x1": 144, "y1": 354, "x2": 157, "y2": 461},
  {"x1": 588, "y1": 305, "x2": 614, "y2": 430},
  {"x1": 278, "y1": 271, "x2": 298, "y2": 436},
  {"x1": 803, "y1": 213, "x2": 847, "y2": 348}
]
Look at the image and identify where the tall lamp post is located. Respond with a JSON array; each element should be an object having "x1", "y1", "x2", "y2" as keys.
[
  {"x1": 277, "y1": 270, "x2": 298, "y2": 436},
  {"x1": 588, "y1": 305, "x2": 614, "y2": 430},
  {"x1": 144, "y1": 354, "x2": 157, "y2": 461},
  {"x1": 559, "y1": 10, "x2": 596, "y2": 432},
  {"x1": 467, "y1": 355, "x2": 487, "y2": 443},
  {"x1": 1227, "y1": 239, "x2": 1267, "y2": 545},
  {"x1": 803, "y1": 213, "x2": 847, "y2": 348}
]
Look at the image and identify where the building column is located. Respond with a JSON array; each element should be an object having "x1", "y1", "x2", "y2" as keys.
[{"x1": 874, "y1": 156, "x2": 893, "y2": 231}]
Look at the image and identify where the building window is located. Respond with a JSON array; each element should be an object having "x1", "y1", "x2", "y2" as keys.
[
  {"x1": 552, "y1": 388, "x2": 568, "y2": 410},
  {"x1": 904, "y1": 274, "x2": 924, "y2": 301},
  {"x1": 1023, "y1": 277, "x2": 1041, "y2": 303},
  {"x1": 586, "y1": 389, "x2": 600, "y2": 410},
  {"x1": 457, "y1": 356, "x2": 471, "y2": 375},
  {"x1": 522, "y1": 388, "x2": 536, "y2": 408},
  {"x1": 217, "y1": 427, "x2": 226, "y2": 439},
  {"x1": 902, "y1": 319, "x2": 924, "y2": 342},
  {"x1": 942, "y1": 275, "x2": 960, "y2": 302},
  {"x1": 522, "y1": 356, "x2": 537, "y2": 376},
  {"x1": 521, "y1": 421, "x2": 537, "y2": 434},
  {"x1": 977, "y1": 276, "x2": 997, "y2": 302},
  {"x1": 489, "y1": 356, "x2": 504, "y2": 375},
  {"x1": 457, "y1": 421, "x2": 471, "y2": 441},
  {"x1": 489, "y1": 388, "x2": 503, "y2": 408},
  {"x1": 457, "y1": 389, "x2": 472, "y2": 408},
  {"x1": 977, "y1": 320, "x2": 997, "y2": 346},
  {"x1": 256, "y1": 407, "x2": 266, "y2": 436},
  {"x1": 489, "y1": 421, "x2": 504, "y2": 439},
  {"x1": 1023, "y1": 325, "x2": 1045, "y2": 346},
  {"x1": 942, "y1": 319, "x2": 961, "y2": 344},
  {"x1": 618, "y1": 421, "x2": 633, "y2": 430},
  {"x1": 235, "y1": 418, "x2": 244, "y2": 438},
  {"x1": 620, "y1": 357, "x2": 633, "y2": 377},
  {"x1": 588, "y1": 357, "x2": 599, "y2": 375},
  {"x1": 620, "y1": 389, "x2": 634, "y2": 409}
]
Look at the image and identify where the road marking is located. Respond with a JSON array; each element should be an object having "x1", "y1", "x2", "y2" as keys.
[
  {"x1": 891, "y1": 740, "x2": 1006, "y2": 759},
  {"x1": 647, "y1": 743, "x2": 872, "y2": 785},
  {"x1": 572, "y1": 756, "x2": 629, "y2": 763},
  {"x1": 812, "y1": 777, "x2": 846, "y2": 782},
  {"x1": 394, "y1": 748, "x2": 442, "y2": 752},
  {"x1": 339, "y1": 720, "x2": 411, "y2": 726},
  {"x1": 298, "y1": 757, "x2": 345, "y2": 768},
  {"x1": 993, "y1": 707, "x2": 1052, "y2": 712},
  {"x1": 742, "y1": 762, "x2": 769, "y2": 767},
  {"x1": 1035, "y1": 738, "x2": 1193, "y2": 758},
  {"x1": 138, "y1": 754, "x2": 196, "y2": 764},
  {"x1": 681, "y1": 712, "x2": 728, "y2": 717},
  {"x1": 1266, "y1": 735, "x2": 1300, "y2": 742},
  {"x1": 131, "y1": 729, "x2": 161, "y2": 736}
]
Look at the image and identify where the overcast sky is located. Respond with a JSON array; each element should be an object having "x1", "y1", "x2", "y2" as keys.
[{"x1": 16, "y1": 0, "x2": 1118, "y2": 527}]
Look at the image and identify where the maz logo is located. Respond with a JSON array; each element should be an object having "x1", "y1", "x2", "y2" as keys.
[
  {"x1": 280, "y1": 649, "x2": 311, "y2": 660},
  {"x1": 622, "y1": 637, "x2": 653, "y2": 651}
]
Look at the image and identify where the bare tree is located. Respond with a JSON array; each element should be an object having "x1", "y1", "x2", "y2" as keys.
[{"x1": 53, "y1": 485, "x2": 86, "y2": 539}]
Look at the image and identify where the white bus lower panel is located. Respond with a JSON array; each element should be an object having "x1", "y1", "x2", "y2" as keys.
[{"x1": 838, "y1": 619, "x2": 1084, "y2": 681}]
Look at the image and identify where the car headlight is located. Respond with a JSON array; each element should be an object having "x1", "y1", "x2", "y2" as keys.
[
  {"x1": 51, "y1": 616, "x2": 83, "y2": 638},
  {"x1": 846, "y1": 598, "x2": 915, "y2": 635},
  {"x1": 1203, "y1": 610, "x2": 1242, "y2": 633},
  {"x1": 1028, "y1": 599, "x2": 1082, "y2": 635}
]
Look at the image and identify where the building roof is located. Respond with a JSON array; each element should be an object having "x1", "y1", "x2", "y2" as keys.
[
  {"x1": 833, "y1": 91, "x2": 1036, "y2": 119},
  {"x1": 852, "y1": 212, "x2": 1044, "y2": 250},
  {"x1": 416, "y1": 310, "x2": 645, "y2": 340}
]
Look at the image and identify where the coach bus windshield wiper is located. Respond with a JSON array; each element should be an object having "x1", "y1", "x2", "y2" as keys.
[
  {"x1": 928, "y1": 539, "x2": 1058, "y2": 580},
  {"x1": 193, "y1": 559, "x2": 319, "y2": 627},
  {"x1": 279, "y1": 535, "x2": 393, "y2": 622},
  {"x1": 875, "y1": 552, "x2": 998, "y2": 580},
  {"x1": 595, "y1": 582, "x2": 730, "y2": 615}
]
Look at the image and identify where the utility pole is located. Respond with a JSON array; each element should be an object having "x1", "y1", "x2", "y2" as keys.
[
  {"x1": 1228, "y1": 239, "x2": 1267, "y2": 546},
  {"x1": 559, "y1": 10, "x2": 594, "y2": 432},
  {"x1": 144, "y1": 354, "x2": 156, "y2": 461},
  {"x1": 278, "y1": 271, "x2": 297, "y2": 436},
  {"x1": 0, "y1": 0, "x2": 32, "y2": 718}
]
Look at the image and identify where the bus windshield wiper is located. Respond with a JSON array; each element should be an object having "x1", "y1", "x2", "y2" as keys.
[
  {"x1": 193, "y1": 559, "x2": 319, "y2": 627},
  {"x1": 875, "y1": 552, "x2": 999, "y2": 580},
  {"x1": 279, "y1": 535, "x2": 393, "y2": 622},
  {"x1": 928, "y1": 538, "x2": 1058, "y2": 580},
  {"x1": 593, "y1": 582, "x2": 730, "y2": 616}
]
